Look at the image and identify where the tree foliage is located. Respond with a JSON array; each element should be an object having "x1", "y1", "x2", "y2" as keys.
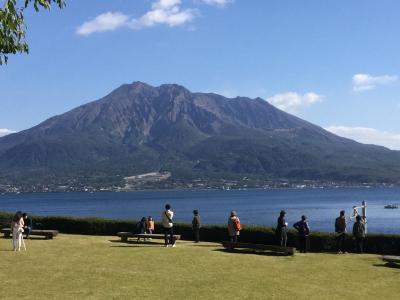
[{"x1": 0, "y1": 0, "x2": 65, "y2": 65}]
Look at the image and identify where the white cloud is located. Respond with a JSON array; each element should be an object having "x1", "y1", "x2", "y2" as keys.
[
  {"x1": 200, "y1": 0, "x2": 233, "y2": 7},
  {"x1": 352, "y1": 73, "x2": 398, "y2": 92},
  {"x1": 130, "y1": 0, "x2": 195, "y2": 29},
  {"x1": 76, "y1": 1, "x2": 199, "y2": 35},
  {"x1": 76, "y1": 12, "x2": 129, "y2": 36},
  {"x1": 325, "y1": 126, "x2": 400, "y2": 150},
  {"x1": 0, "y1": 128, "x2": 16, "y2": 137},
  {"x1": 267, "y1": 92, "x2": 322, "y2": 114}
]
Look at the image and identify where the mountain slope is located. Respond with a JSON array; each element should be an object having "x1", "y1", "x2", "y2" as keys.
[{"x1": 1, "y1": 81, "x2": 400, "y2": 185}]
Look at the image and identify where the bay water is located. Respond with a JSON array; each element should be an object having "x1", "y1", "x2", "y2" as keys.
[{"x1": 1, "y1": 187, "x2": 400, "y2": 234}]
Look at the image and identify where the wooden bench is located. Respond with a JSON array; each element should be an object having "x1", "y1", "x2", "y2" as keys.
[
  {"x1": 382, "y1": 255, "x2": 400, "y2": 265},
  {"x1": 222, "y1": 241, "x2": 296, "y2": 256},
  {"x1": 1, "y1": 228, "x2": 58, "y2": 240},
  {"x1": 117, "y1": 232, "x2": 181, "y2": 243}
]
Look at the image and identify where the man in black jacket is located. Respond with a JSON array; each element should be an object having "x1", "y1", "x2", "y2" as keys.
[
  {"x1": 192, "y1": 210, "x2": 201, "y2": 243},
  {"x1": 23, "y1": 213, "x2": 32, "y2": 239},
  {"x1": 352, "y1": 215, "x2": 366, "y2": 253},
  {"x1": 335, "y1": 210, "x2": 347, "y2": 254}
]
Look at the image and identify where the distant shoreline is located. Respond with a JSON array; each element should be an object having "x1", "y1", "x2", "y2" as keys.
[{"x1": 1, "y1": 184, "x2": 399, "y2": 194}]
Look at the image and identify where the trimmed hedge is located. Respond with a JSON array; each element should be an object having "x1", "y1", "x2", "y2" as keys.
[{"x1": 1, "y1": 211, "x2": 400, "y2": 254}]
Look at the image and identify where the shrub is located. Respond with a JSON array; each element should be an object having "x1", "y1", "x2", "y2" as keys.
[{"x1": 1, "y1": 211, "x2": 400, "y2": 254}]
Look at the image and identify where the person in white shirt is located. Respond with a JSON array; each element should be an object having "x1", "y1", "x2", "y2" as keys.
[
  {"x1": 161, "y1": 204, "x2": 175, "y2": 247},
  {"x1": 11, "y1": 211, "x2": 25, "y2": 251}
]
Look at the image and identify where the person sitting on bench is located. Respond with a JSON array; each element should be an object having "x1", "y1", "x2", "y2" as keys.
[
  {"x1": 146, "y1": 216, "x2": 155, "y2": 235},
  {"x1": 23, "y1": 213, "x2": 33, "y2": 239},
  {"x1": 137, "y1": 217, "x2": 148, "y2": 241}
]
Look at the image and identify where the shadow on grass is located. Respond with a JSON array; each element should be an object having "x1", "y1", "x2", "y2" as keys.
[
  {"x1": 373, "y1": 263, "x2": 400, "y2": 269},
  {"x1": 214, "y1": 248, "x2": 290, "y2": 257},
  {"x1": 25, "y1": 237, "x2": 50, "y2": 240},
  {"x1": 185, "y1": 244, "x2": 221, "y2": 248},
  {"x1": 110, "y1": 244, "x2": 164, "y2": 248},
  {"x1": 108, "y1": 239, "x2": 169, "y2": 248},
  {"x1": 108, "y1": 239, "x2": 163, "y2": 246}
]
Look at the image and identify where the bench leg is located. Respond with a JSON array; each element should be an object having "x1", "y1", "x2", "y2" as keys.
[{"x1": 121, "y1": 236, "x2": 128, "y2": 243}]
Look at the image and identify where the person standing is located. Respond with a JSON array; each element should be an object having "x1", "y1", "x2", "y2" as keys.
[
  {"x1": 352, "y1": 215, "x2": 365, "y2": 253},
  {"x1": 22, "y1": 213, "x2": 32, "y2": 239},
  {"x1": 335, "y1": 210, "x2": 347, "y2": 254},
  {"x1": 276, "y1": 210, "x2": 288, "y2": 247},
  {"x1": 161, "y1": 204, "x2": 176, "y2": 247},
  {"x1": 293, "y1": 215, "x2": 310, "y2": 253},
  {"x1": 11, "y1": 211, "x2": 25, "y2": 251},
  {"x1": 192, "y1": 210, "x2": 201, "y2": 243},
  {"x1": 227, "y1": 211, "x2": 241, "y2": 244}
]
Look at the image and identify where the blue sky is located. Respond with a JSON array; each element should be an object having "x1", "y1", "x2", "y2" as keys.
[{"x1": 1, "y1": 0, "x2": 400, "y2": 149}]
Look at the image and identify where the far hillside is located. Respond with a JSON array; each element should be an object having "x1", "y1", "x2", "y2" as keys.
[{"x1": 1, "y1": 82, "x2": 400, "y2": 190}]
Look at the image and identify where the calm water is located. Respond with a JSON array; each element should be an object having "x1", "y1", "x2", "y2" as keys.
[{"x1": 1, "y1": 188, "x2": 400, "y2": 234}]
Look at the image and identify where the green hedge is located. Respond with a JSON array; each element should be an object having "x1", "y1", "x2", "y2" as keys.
[{"x1": 1, "y1": 211, "x2": 400, "y2": 254}]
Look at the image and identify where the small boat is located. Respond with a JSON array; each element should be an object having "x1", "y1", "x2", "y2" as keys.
[{"x1": 384, "y1": 204, "x2": 398, "y2": 209}]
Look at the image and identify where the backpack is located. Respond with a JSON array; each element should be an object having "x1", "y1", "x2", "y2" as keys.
[
  {"x1": 353, "y1": 222, "x2": 365, "y2": 238},
  {"x1": 335, "y1": 217, "x2": 345, "y2": 233},
  {"x1": 296, "y1": 221, "x2": 308, "y2": 235},
  {"x1": 233, "y1": 217, "x2": 242, "y2": 231}
]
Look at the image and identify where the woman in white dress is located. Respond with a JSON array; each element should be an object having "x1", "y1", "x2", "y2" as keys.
[{"x1": 11, "y1": 211, "x2": 25, "y2": 251}]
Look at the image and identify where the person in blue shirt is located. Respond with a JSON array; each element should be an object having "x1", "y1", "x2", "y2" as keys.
[{"x1": 293, "y1": 215, "x2": 310, "y2": 253}]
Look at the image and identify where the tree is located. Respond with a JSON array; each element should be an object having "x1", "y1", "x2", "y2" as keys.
[{"x1": 0, "y1": 0, "x2": 65, "y2": 65}]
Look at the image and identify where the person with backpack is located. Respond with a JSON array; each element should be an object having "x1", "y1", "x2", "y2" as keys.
[
  {"x1": 335, "y1": 210, "x2": 347, "y2": 254},
  {"x1": 276, "y1": 210, "x2": 288, "y2": 247},
  {"x1": 293, "y1": 215, "x2": 310, "y2": 253},
  {"x1": 161, "y1": 204, "x2": 176, "y2": 247},
  {"x1": 352, "y1": 215, "x2": 365, "y2": 253},
  {"x1": 227, "y1": 211, "x2": 241, "y2": 244},
  {"x1": 192, "y1": 209, "x2": 201, "y2": 243}
]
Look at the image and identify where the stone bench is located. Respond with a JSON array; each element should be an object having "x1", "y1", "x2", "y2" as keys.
[
  {"x1": 382, "y1": 255, "x2": 400, "y2": 265},
  {"x1": 1, "y1": 228, "x2": 58, "y2": 239},
  {"x1": 117, "y1": 232, "x2": 181, "y2": 243}
]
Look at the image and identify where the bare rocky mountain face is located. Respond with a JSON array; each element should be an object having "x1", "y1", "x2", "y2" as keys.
[{"x1": 1, "y1": 81, "x2": 400, "y2": 186}]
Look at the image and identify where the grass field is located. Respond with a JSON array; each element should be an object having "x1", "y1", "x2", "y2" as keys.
[{"x1": 0, "y1": 234, "x2": 399, "y2": 300}]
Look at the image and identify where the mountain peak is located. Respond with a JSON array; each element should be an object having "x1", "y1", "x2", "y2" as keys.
[
  {"x1": 158, "y1": 83, "x2": 191, "y2": 93},
  {"x1": 1, "y1": 81, "x2": 400, "y2": 185},
  {"x1": 131, "y1": 81, "x2": 153, "y2": 87}
]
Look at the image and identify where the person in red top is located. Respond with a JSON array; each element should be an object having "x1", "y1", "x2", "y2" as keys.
[
  {"x1": 146, "y1": 216, "x2": 155, "y2": 234},
  {"x1": 227, "y1": 211, "x2": 241, "y2": 244}
]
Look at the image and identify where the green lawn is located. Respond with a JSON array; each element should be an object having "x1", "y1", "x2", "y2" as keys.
[{"x1": 0, "y1": 234, "x2": 399, "y2": 299}]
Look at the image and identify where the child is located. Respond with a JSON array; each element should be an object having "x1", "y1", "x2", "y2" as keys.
[{"x1": 146, "y1": 216, "x2": 155, "y2": 235}]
